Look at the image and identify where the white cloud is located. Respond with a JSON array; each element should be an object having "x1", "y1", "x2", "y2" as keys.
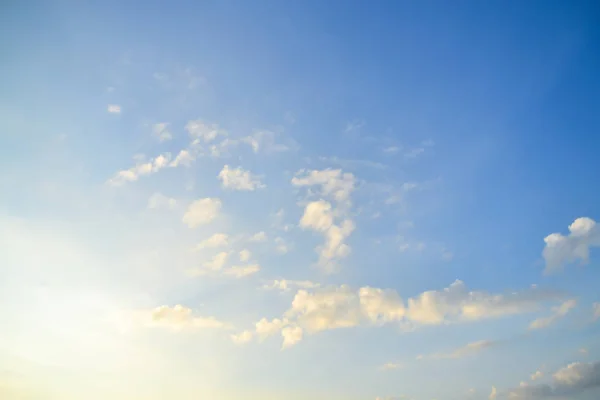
[
  {"x1": 506, "y1": 361, "x2": 600, "y2": 399},
  {"x1": 239, "y1": 249, "x2": 251, "y2": 262},
  {"x1": 144, "y1": 305, "x2": 229, "y2": 331},
  {"x1": 274, "y1": 236, "x2": 290, "y2": 254},
  {"x1": 299, "y1": 200, "x2": 354, "y2": 272},
  {"x1": 223, "y1": 264, "x2": 260, "y2": 278},
  {"x1": 383, "y1": 146, "x2": 400, "y2": 154},
  {"x1": 281, "y1": 326, "x2": 303, "y2": 349},
  {"x1": 489, "y1": 386, "x2": 497, "y2": 400},
  {"x1": 107, "y1": 104, "x2": 121, "y2": 113},
  {"x1": 381, "y1": 362, "x2": 403, "y2": 371},
  {"x1": 195, "y1": 233, "x2": 229, "y2": 249},
  {"x1": 249, "y1": 280, "x2": 562, "y2": 348},
  {"x1": 170, "y1": 149, "x2": 195, "y2": 167},
  {"x1": 231, "y1": 330, "x2": 254, "y2": 345},
  {"x1": 531, "y1": 370, "x2": 544, "y2": 381},
  {"x1": 153, "y1": 123, "x2": 172, "y2": 142},
  {"x1": 203, "y1": 252, "x2": 229, "y2": 271},
  {"x1": 292, "y1": 169, "x2": 356, "y2": 203},
  {"x1": 262, "y1": 279, "x2": 321, "y2": 292},
  {"x1": 182, "y1": 198, "x2": 221, "y2": 228},
  {"x1": 255, "y1": 318, "x2": 286, "y2": 340},
  {"x1": 249, "y1": 231, "x2": 268, "y2": 242},
  {"x1": 147, "y1": 192, "x2": 177, "y2": 210},
  {"x1": 528, "y1": 299, "x2": 577, "y2": 330},
  {"x1": 543, "y1": 217, "x2": 600, "y2": 274},
  {"x1": 417, "y1": 340, "x2": 496, "y2": 360},
  {"x1": 108, "y1": 153, "x2": 171, "y2": 186},
  {"x1": 218, "y1": 165, "x2": 265, "y2": 191},
  {"x1": 185, "y1": 120, "x2": 226, "y2": 143}
]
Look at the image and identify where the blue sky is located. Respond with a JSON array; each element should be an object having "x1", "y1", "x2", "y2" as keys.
[{"x1": 2, "y1": 1, "x2": 600, "y2": 399}]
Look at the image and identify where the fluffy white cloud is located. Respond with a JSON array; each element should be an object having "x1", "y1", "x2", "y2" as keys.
[
  {"x1": 203, "y1": 252, "x2": 229, "y2": 271},
  {"x1": 249, "y1": 280, "x2": 562, "y2": 348},
  {"x1": 231, "y1": 330, "x2": 254, "y2": 345},
  {"x1": 528, "y1": 299, "x2": 577, "y2": 330},
  {"x1": 223, "y1": 264, "x2": 260, "y2": 278},
  {"x1": 239, "y1": 249, "x2": 251, "y2": 262},
  {"x1": 195, "y1": 233, "x2": 229, "y2": 249},
  {"x1": 299, "y1": 200, "x2": 354, "y2": 272},
  {"x1": 417, "y1": 340, "x2": 496, "y2": 360},
  {"x1": 281, "y1": 326, "x2": 303, "y2": 349},
  {"x1": 543, "y1": 217, "x2": 600, "y2": 274},
  {"x1": 506, "y1": 361, "x2": 600, "y2": 399},
  {"x1": 107, "y1": 104, "x2": 121, "y2": 113},
  {"x1": 182, "y1": 198, "x2": 221, "y2": 228},
  {"x1": 218, "y1": 165, "x2": 265, "y2": 191},
  {"x1": 153, "y1": 122, "x2": 172, "y2": 142},
  {"x1": 249, "y1": 231, "x2": 268, "y2": 242},
  {"x1": 185, "y1": 119, "x2": 226, "y2": 143},
  {"x1": 108, "y1": 153, "x2": 171, "y2": 186},
  {"x1": 170, "y1": 149, "x2": 195, "y2": 167},
  {"x1": 145, "y1": 305, "x2": 229, "y2": 331},
  {"x1": 147, "y1": 192, "x2": 177, "y2": 209},
  {"x1": 255, "y1": 318, "x2": 286, "y2": 340},
  {"x1": 292, "y1": 168, "x2": 356, "y2": 203}
]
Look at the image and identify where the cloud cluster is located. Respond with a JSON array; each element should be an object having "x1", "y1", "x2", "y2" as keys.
[
  {"x1": 238, "y1": 280, "x2": 562, "y2": 348},
  {"x1": 505, "y1": 361, "x2": 600, "y2": 399},
  {"x1": 293, "y1": 169, "x2": 357, "y2": 272},
  {"x1": 218, "y1": 165, "x2": 265, "y2": 191},
  {"x1": 182, "y1": 198, "x2": 222, "y2": 228},
  {"x1": 543, "y1": 217, "x2": 599, "y2": 274},
  {"x1": 528, "y1": 299, "x2": 577, "y2": 330}
]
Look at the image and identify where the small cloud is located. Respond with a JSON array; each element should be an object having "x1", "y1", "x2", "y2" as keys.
[
  {"x1": 147, "y1": 192, "x2": 177, "y2": 210},
  {"x1": 383, "y1": 146, "x2": 400, "y2": 154},
  {"x1": 223, "y1": 264, "x2": 260, "y2": 278},
  {"x1": 195, "y1": 233, "x2": 229, "y2": 249},
  {"x1": 249, "y1": 231, "x2": 268, "y2": 242},
  {"x1": 218, "y1": 165, "x2": 265, "y2": 191},
  {"x1": 543, "y1": 217, "x2": 600, "y2": 274},
  {"x1": 153, "y1": 123, "x2": 172, "y2": 142},
  {"x1": 380, "y1": 362, "x2": 403, "y2": 371},
  {"x1": 182, "y1": 198, "x2": 221, "y2": 228},
  {"x1": 239, "y1": 249, "x2": 252, "y2": 262},
  {"x1": 107, "y1": 104, "x2": 121, "y2": 114},
  {"x1": 203, "y1": 252, "x2": 229, "y2": 271},
  {"x1": 231, "y1": 330, "x2": 254, "y2": 345},
  {"x1": 531, "y1": 370, "x2": 544, "y2": 381},
  {"x1": 528, "y1": 299, "x2": 577, "y2": 330}
]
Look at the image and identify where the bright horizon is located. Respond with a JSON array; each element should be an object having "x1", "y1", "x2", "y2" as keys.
[{"x1": 1, "y1": 1, "x2": 600, "y2": 400}]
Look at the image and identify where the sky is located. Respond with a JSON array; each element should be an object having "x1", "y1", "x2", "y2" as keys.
[{"x1": 1, "y1": 1, "x2": 600, "y2": 399}]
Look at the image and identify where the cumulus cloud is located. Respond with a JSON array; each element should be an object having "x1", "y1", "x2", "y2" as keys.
[
  {"x1": 182, "y1": 198, "x2": 221, "y2": 228},
  {"x1": 417, "y1": 339, "x2": 497, "y2": 360},
  {"x1": 506, "y1": 361, "x2": 600, "y2": 399},
  {"x1": 543, "y1": 217, "x2": 600, "y2": 274},
  {"x1": 108, "y1": 153, "x2": 171, "y2": 186},
  {"x1": 293, "y1": 169, "x2": 357, "y2": 272},
  {"x1": 231, "y1": 330, "x2": 254, "y2": 345},
  {"x1": 107, "y1": 104, "x2": 121, "y2": 113},
  {"x1": 528, "y1": 299, "x2": 577, "y2": 330},
  {"x1": 247, "y1": 280, "x2": 562, "y2": 348},
  {"x1": 281, "y1": 326, "x2": 303, "y2": 349},
  {"x1": 203, "y1": 252, "x2": 229, "y2": 271},
  {"x1": 195, "y1": 233, "x2": 229, "y2": 249},
  {"x1": 531, "y1": 370, "x2": 544, "y2": 381},
  {"x1": 185, "y1": 120, "x2": 227, "y2": 143},
  {"x1": 143, "y1": 305, "x2": 229, "y2": 331},
  {"x1": 249, "y1": 231, "x2": 268, "y2": 242},
  {"x1": 218, "y1": 165, "x2": 265, "y2": 191},
  {"x1": 147, "y1": 192, "x2": 177, "y2": 210},
  {"x1": 170, "y1": 149, "x2": 195, "y2": 167},
  {"x1": 489, "y1": 386, "x2": 497, "y2": 400},
  {"x1": 239, "y1": 249, "x2": 251, "y2": 262},
  {"x1": 223, "y1": 264, "x2": 260, "y2": 278},
  {"x1": 292, "y1": 169, "x2": 356, "y2": 203},
  {"x1": 153, "y1": 122, "x2": 172, "y2": 142}
]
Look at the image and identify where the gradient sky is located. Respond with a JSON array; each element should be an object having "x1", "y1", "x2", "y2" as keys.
[{"x1": 1, "y1": 1, "x2": 600, "y2": 400}]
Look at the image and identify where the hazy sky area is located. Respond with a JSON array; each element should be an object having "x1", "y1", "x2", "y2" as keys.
[{"x1": 1, "y1": 1, "x2": 600, "y2": 399}]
